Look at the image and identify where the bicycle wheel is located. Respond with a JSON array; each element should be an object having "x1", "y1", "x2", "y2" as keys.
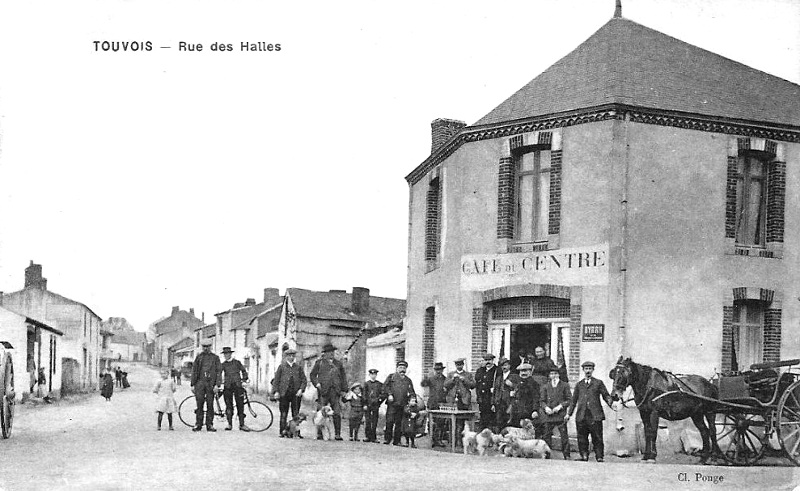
[
  {"x1": 178, "y1": 395, "x2": 198, "y2": 427},
  {"x1": 243, "y1": 401, "x2": 273, "y2": 432}
]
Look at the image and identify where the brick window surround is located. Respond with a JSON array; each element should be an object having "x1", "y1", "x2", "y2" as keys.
[
  {"x1": 497, "y1": 130, "x2": 562, "y2": 251},
  {"x1": 725, "y1": 137, "x2": 785, "y2": 258},
  {"x1": 721, "y1": 287, "x2": 780, "y2": 372},
  {"x1": 422, "y1": 307, "x2": 436, "y2": 374}
]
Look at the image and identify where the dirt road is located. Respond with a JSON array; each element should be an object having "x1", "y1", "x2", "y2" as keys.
[{"x1": 0, "y1": 363, "x2": 796, "y2": 490}]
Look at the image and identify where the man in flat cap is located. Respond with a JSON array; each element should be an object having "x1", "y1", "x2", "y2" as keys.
[
  {"x1": 310, "y1": 343, "x2": 348, "y2": 440},
  {"x1": 510, "y1": 362, "x2": 540, "y2": 427},
  {"x1": 421, "y1": 361, "x2": 447, "y2": 446},
  {"x1": 191, "y1": 339, "x2": 221, "y2": 432},
  {"x1": 492, "y1": 357, "x2": 520, "y2": 431},
  {"x1": 219, "y1": 347, "x2": 251, "y2": 431},
  {"x1": 383, "y1": 360, "x2": 415, "y2": 446},
  {"x1": 540, "y1": 367, "x2": 572, "y2": 459},
  {"x1": 445, "y1": 358, "x2": 475, "y2": 445},
  {"x1": 272, "y1": 347, "x2": 307, "y2": 437},
  {"x1": 363, "y1": 368, "x2": 385, "y2": 443},
  {"x1": 567, "y1": 361, "x2": 614, "y2": 462},
  {"x1": 475, "y1": 353, "x2": 499, "y2": 431}
]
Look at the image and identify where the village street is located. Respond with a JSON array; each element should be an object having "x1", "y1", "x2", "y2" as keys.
[{"x1": 0, "y1": 363, "x2": 796, "y2": 491}]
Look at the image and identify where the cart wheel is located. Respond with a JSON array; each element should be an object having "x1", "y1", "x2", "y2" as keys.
[
  {"x1": 715, "y1": 412, "x2": 766, "y2": 465},
  {"x1": 1, "y1": 355, "x2": 14, "y2": 439},
  {"x1": 776, "y1": 380, "x2": 800, "y2": 466}
]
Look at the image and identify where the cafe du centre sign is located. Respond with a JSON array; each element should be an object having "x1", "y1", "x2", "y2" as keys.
[{"x1": 461, "y1": 244, "x2": 609, "y2": 291}]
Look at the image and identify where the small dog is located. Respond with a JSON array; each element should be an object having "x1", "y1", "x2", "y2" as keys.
[
  {"x1": 501, "y1": 419, "x2": 537, "y2": 440},
  {"x1": 284, "y1": 412, "x2": 308, "y2": 439},
  {"x1": 475, "y1": 428, "x2": 495, "y2": 456},
  {"x1": 507, "y1": 435, "x2": 552, "y2": 459},
  {"x1": 313, "y1": 405, "x2": 335, "y2": 441},
  {"x1": 462, "y1": 423, "x2": 478, "y2": 455}
]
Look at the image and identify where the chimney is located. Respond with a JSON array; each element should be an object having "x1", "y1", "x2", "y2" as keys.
[
  {"x1": 0, "y1": 292, "x2": 3, "y2": 306},
  {"x1": 263, "y1": 288, "x2": 280, "y2": 305},
  {"x1": 245, "y1": 298, "x2": 256, "y2": 307},
  {"x1": 24, "y1": 261, "x2": 48, "y2": 290},
  {"x1": 351, "y1": 287, "x2": 370, "y2": 315},
  {"x1": 431, "y1": 118, "x2": 466, "y2": 153},
  {"x1": 202, "y1": 312, "x2": 205, "y2": 323},
  {"x1": 189, "y1": 308, "x2": 195, "y2": 317},
  {"x1": 172, "y1": 306, "x2": 179, "y2": 315}
]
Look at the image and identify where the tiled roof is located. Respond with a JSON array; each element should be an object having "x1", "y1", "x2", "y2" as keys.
[
  {"x1": 287, "y1": 288, "x2": 406, "y2": 325},
  {"x1": 202, "y1": 324, "x2": 216, "y2": 338},
  {"x1": 475, "y1": 17, "x2": 800, "y2": 128},
  {"x1": 366, "y1": 328, "x2": 405, "y2": 348},
  {"x1": 109, "y1": 330, "x2": 146, "y2": 346}
]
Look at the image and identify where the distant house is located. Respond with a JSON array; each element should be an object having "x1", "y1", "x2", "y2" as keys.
[
  {"x1": 249, "y1": 302, "x2": 283, "y2": 394},
  {"x1": 2, "y1": 261, "x2": 102, "y2": 394},
  {"x1": 99, "y1": 328, "x2": 115, "y2": 371},
  {"x1": 168, "y1": 337, "x2": 194, "y2": 369},
  {"x1": 276, "y1": 287, "x2": 406, "y2": 385},
  {"x1": 152, "y1": 306, "x2": 204, "y2": 367},
  {"x1": 0, "y1": 306, "x2": 63, "y2": 401},
  {"x1": 366, "y1": 327, "x2": 406, "y2": 380},
  {"x1": 103, "y1": 317, "x2": 146, "y2": 362}
]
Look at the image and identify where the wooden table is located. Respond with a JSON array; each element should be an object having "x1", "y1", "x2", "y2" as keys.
[{"x1": 428, "y1": 409, "x2": 479, "y2": 453}]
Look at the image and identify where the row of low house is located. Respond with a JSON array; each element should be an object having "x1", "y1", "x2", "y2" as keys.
[
  {"x1": 0, "y1": 262, "x2": 146, "y2": 401},
  {"x1": 150, "y1": 287, "x2": 406, "y2": 395}
]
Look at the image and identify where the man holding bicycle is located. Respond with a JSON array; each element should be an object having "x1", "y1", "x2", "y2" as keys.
[
  {"x1": 191, "y1": 339, "x2": 221, "y2": 432},
  {"x1": 219, "y1": 346, "x2": 251, "y2": 432}
]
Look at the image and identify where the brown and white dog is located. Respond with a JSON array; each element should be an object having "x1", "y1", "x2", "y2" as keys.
[
  {"x1": 506, "y1": 435, "x2": 552, "y2": 459},
  {"x1": 313, "y1": 405, "x2": 335, "y2": 441},
  {"x1": 284, "y1": 412, "x2": 308, "y2": 439},
  {"x1": 500, "y1": 418, "x2": 537, "y2": 440}
]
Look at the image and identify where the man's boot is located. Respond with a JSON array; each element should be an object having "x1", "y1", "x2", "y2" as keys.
[
  {"x1": 333, "y1": 414, "x2": 343, "y2": 441},
  {"x1": 239, "y1": 415, "x2": 251, "y2": 432},
  {"x1": 225, "y1": 416, "x2": 233, "y2": 431}
]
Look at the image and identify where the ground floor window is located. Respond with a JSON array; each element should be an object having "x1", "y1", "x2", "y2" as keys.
[{"x1": 731, "y1": 300, "x2": 764, "y2": 371}]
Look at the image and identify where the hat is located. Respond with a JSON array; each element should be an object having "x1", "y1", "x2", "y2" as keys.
[
  {"x1": 518, "y1": 363, "x2": 533, "y2": 371},
  {"x1": 284, "y1": 348, "x2": 297, "y2": 355},
  {"x1": 498, "y1": 357, "x2": 511, "y2": 366},
  {"x1": 368, "y1": 368, "x2": 379, "y2": 374},
  {"x1": 482, "y1": 353, "x2": 496, "y2": 360},
  {"x1": 221, "y1": 347, "x2": 234, "y2": 354},
  {"x1": 350, "y1": 382, "x2": 362, "y2": 390},
  {"x1": 581, "y1": 361, "x2": 596, "y2": 369},
  {"x1": 454, "y1": 358, "x2": 466, "y2": 365},
  {"x1": 396, "y1": 360, "x2": 408, "y2": 368},
  {"x1": 549, "y1": 366, "x2": 561, "y2": 373},
  {"x1": 322, "y1": 343, "x2": 336, "y2": 353},
  {"x1": 433, "y1": 362, "x2": 445, "y2": 370},
  {"x1": 200, "y1": 339, "x2": 213, "y2": 347}
]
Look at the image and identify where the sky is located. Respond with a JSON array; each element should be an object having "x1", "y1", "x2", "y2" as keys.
[{"x1": 0, "y1": 0, "x2": 798, "y2": 333}]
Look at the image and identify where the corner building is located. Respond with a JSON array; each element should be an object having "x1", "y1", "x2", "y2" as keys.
[{"x1": 404, "y1": 14, "x2": 800, "y2": 399}]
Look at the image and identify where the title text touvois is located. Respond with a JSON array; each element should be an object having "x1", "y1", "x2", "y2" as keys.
[{"x1": 92, "y1": 41, "x2": 281, "y2": 52}]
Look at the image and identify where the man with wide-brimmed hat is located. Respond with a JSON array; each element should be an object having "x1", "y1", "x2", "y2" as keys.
[
  {"x1": 363, "y1": 368, "x2": 385, "y2": 443},
  {"x1": 492, "y1": 357, "x2": 520, "y2": 431},
  {"x1": 310, "y1": 343, "x2": 348, "y2": 440},
  {"x1": 219, "y1": 347, "x2": 251, "y2": 431},
  {"x1": 567, "y1": 360, "x2": 614, "y2": 462},
  {"x1": 420, "y1": 361, "x2": 447, "y2": 446},
  {"x1": 475, "y1": 353, "x2": 499, "y2": 431},
  {"x1": 191, "y1": 339, "x2": 221, "y2": 431},
  {"x1": 383, "y1": 360, "x2": 415, "y2": 446},
  {"x1": 272, "y1": 347, "x2": 306, "y2": 437}
]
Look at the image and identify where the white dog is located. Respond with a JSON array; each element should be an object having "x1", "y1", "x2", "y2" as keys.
[
  {"x1": 462, "y1": 422, "x2": 478, "y2": 455},
  {"x1": 475, "y1": 428, "x2": 496, "y2": 456},
  {"x1": 507, "y1": 435, "x2": 552, "y2": 459},
  {"x1": 313, "y1": 405, "x2": 335, "y2": 441},
  {"x1": 500, "y1": 419, "x2": 537, "y2": 440}
]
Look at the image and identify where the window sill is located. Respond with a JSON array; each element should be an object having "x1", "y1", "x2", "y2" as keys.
[
  {"x1": 425, "y1": 259, "x2": 440, "y2": 274},
  {"x1": 727, "y1": 244, "x2": 781, "y2": 259},
  {"x1": 508, "y1": 241, "x2": 549, "y2": 253}
]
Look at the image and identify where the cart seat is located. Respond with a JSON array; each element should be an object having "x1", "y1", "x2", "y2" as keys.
[{"x1": 746, "y1": 369, "x2": 779, "y2": 386}]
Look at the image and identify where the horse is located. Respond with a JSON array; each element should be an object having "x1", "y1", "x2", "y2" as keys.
[{"x1": 609, "y1": 356, "x2": 719, "y2": 464}]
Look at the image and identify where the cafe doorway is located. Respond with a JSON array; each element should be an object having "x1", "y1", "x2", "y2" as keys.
[{"x1": 511, "y1": 323, "x2": 550, "y2": 362}]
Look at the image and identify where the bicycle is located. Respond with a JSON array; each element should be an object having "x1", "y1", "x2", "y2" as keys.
[{"x1": 178, "y1": 386, "x2": 274, "y2": 432}]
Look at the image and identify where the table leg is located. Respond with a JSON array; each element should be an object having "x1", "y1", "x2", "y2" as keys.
[{"x1": 451, "y1": 415, "x2": 456, "y2": 453}]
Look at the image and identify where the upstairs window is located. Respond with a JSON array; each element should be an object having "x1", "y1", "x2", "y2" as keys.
[
  {"x1": 735, "y1": 153, "x2": 767, "y2": 247},
  {"x1": 515, "y1": 149, "x2": 550, "y2": 243}
]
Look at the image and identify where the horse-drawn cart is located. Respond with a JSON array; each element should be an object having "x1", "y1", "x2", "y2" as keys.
[{"x1": 652, "y1": 358, "x2": 800, "y2": 466}]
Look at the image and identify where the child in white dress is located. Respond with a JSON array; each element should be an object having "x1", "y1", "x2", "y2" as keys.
[{"x1": 154, "y1": 369, "x2": 178, "y2": 430}]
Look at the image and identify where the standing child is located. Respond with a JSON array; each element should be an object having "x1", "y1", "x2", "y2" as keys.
[
  {"x1": 100, "y1": 369, "x2": 114, "y2": 402},
  {"x1": 342, "y1": 382, "x2": 366, "y2": 441},
  {"x1": 402, "y1": 396, "x2": 420, "y2": 448},
  {"x1": 153, "y1": 369, "x2": 177, "y2": 430}
]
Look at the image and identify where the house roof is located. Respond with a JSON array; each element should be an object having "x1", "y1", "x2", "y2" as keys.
[
  {"x1": 474, "y1": 17, "x2": 800, "y2": 129},
  {"x1": 3, "y1": 287, "x2": 102, "y2": 321},
  {"x1": 24, "y1": 315, "x2": 63, "y2": 336},
  {"x1": 169, "y1": 337, "x2": 193, "y2": 351},
  {"x1": 366, "y1": 328, "x2": 405, "y2": 348},
  {"x1": 286, "y1": 288, "x2": 406, "y2": 325},
  {"x1": 109, "y1": 330, "x2": 146, "y2": 346},
  {"x1": 231, "y1": 300, "x2": 282, "y2": 331},
  {"x1": 202, "y1": 324, "x2": 216, "y2": 339}
]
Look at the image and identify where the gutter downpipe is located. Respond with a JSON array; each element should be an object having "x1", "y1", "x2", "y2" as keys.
[{"x1": 619, "y1": 111, "x2": 631, "y2": 358}]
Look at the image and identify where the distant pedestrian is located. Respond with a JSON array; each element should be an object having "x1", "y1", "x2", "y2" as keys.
[
  {"x1": 100, "y1": 370, "x2": 114, "y2": 401},
  {"x1": 115, "y1": 367, "x2": 122, "y2": 388},
  {"x1": 121, "y1": 371, "x2": 130, "y2": 389},
  {"x1": 153, "y1": 369, "x2": 177, "y2": 430},
  {"x1": 342, "y1": 382, "x2": 366, "y2": 441}
]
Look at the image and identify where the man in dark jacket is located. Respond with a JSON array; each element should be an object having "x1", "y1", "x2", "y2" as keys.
[
  {"x1": 510, "y1": 363, "x2": 540, "y2": 427},
  {"x1": 363, "y1": 369, "x2": 384, "y2": 443},
  {"x1": 531, "y1": 346, "x2": 558, "y2": 387},
  {"x1": 567, "y1": 361, "x2": 614, "y2": 462},
  {"x1": 191, "y1": 339, "x2": 221, "y2": 432},
  {"x1": 272, "y1": 348, "x2": 307, "y2": 437},
  {"x1": 492, "y1": 358, "x2": 520, "y2": 431},
  {"x1": 383, "y1": 360, "x2": 415, "y2": 446},
  {"x1": 310, "y1": 343, "x2": 347, "y2": 440},
  {"x1": 420, "y1": 362, "x2": 447, "y2": 446},
  {"x1": 219, "y1": 347, "x2": 251, "y2": 431},
  {"x1": 540, "y1": 367, "x2": 572, "y2": 459},
  {"x1": 474, "y1": 353, "x2": 499, "y2": 431}
]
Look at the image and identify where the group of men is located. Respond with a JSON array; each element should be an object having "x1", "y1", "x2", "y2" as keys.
[
  {"x1": 190, "y1": 339, "x2": 252, "y2": 432},
  {"x1": 463, "y1": 348, "x2": 615, "y2": 461}
]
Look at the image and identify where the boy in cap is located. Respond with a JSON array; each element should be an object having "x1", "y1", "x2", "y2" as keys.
[
  {"x1": 219, "y1": 347, "x2": 251, "y2": 431},
  {"x1": 566, "y1": 361, "x2": 614, "y2": 462},
  {"x1": 475, "y1": 353, "x2": 499, "y2": 431},
  {"x1": 363, "y1": 369, "x2": 384, "y2": 442},
  {"x1": 383, "y1": 360, "x2": 415, "y2": 446},
  {"x1": 420, "y1": 361, "x2": 447, "y2": 446},
  {"x1": 272, "y1": 348, "x2": 307, "y2": 437},
  {"x1": 540, "y1": 367, "x2": 572, "y2": 459},
  {"x1": 190, "y1": 339, "x2": 221, "y2": 432},
  {"x1": 310, "y1": 343, "x2": 348, "y2": 440},
  {"x1": 342, "y1": 382, "x2": 366, "y2": 441}
]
